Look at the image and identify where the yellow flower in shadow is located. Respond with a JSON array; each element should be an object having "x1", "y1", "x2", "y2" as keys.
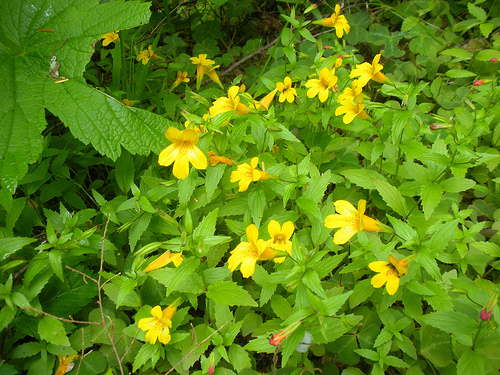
[
  {"x1": 158, "y1": 127, "x2": 208, "y2": 180},
  {"x1": 324, "y1": 199, "x2": 381, "y2": 244},
  {"x1": 171, "y1": 71, "x2": 190, "y2": 90},
  {"x1": 276, "y1": 77, "x2": 297, "y2": 103},
  {"x1": 228, "y1": 224, "x2": 276, "y2": 278},
  {"x1": 143, "y1": 250, "x2": 184, "y2": 273},
  {"x1": 230, "y1": 157, "x2": 270, "y2": 192},
  {"x1": 337, "y1": 80, "x2": 362, "y2": 103},
  {"x1": 102, "y1": 31, "x2": 120, "y2": 46},
  {"x1": 137, "y1": 45, "x2": 158, "y2": 65},
  {"x1": 207, "y1": 151, "x2": 234, "y2": 166},
  {"x1": 305, "y1": 68, "x2": 338, "y2": 102},
  {"x1": 316, "y1": 5, "x2": 350, "y2": 38},
  {"x1": 255, "y1": 88, "x2": 278, "y2": 110},
  {"x1": 138, "y1": 298, "x2": 181, "y2": 344},
  {"x1": 349, "y1": 54, "x2": 391, "y2": 87},
  {"x1": 190, "y1": 54, "x2": 223, "y2": 89},
  {"x1": 267, "y1": 220, "x2": 294, "y2": 263},
  {"x1": 369, "y1": 255, "x2": 409, "y2": 295},
  {"x1": 335, "y1": 92, "x2": 368, "y2": 124},
  {"x1": 55, "y1": 355, "x2": 79, "y2": 375}
]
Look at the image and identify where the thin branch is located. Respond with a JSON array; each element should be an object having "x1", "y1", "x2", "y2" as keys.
[
  {"x1": 20, "y1": 307, "x2": 102, "y2": 325},
  {"x1": 65, "y1": 265, "x2": 98, "y2": 284}
]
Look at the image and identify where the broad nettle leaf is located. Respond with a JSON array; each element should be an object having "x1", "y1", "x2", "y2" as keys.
[{"x1": 0, "y1": 0, "x2": 171, "y2": 188}]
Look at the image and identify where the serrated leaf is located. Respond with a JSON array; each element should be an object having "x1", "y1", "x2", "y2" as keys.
[
  {"x1": 296, "y1": 196, "x2": 322, "y2": 220},
  {"x1": 341, "y1": 169, "x2": 386, "y2": 190},
  {"x1": 440, "y1": 177, "x2": 475, "y2": 193},
  {"x1": 421, "y1": 182, "x2": 442, "y2": 220},
  {"x1": 38, "y1": 316, "x2": 71, "y2": 346},
  {"x1": 417, "y1": 249, "x2": 442, "y2": 281},
  {"x1": 475, "y1": 49, "x2": 500, "y2": 61},
  {"x1": 10, "y1": 342, "x2": 44, "y2": 358},
  {"x1": 427, "y1": 220, "x2": 458, "y2": 253},
  {"x1": 129, "y1": 212, "x2": 152, "y2": 252},
  {"x1": 421, "y1": 311, "x2": 477, "y2": 336},
  {"x1": 194, "y1": 208, "x2": 219, "y2": 241},
  {"x1": 249, "y1": 189, "x2": 266, "y2": 227},
  {"x1": 228, "y1": 344, "x2": 252, "y2": 372},
  {"x1": 440, "y1": 48, "x2": 473, "y2": 59},
  {"x1": 470, "y1": 242, "x2": 500, "y2": 257},
  {"x1": 445, "y1": 69, "x2": 476, "y2": 78},
  {"x1": 349, "y1": 279, "x2": 374, "y2": 309},
  {"x1": 372, "y1": 179, "x2": 407, "y2": 217},
  {"x1": 303, "y1": 170, "x2": 330, "y2": 204},
  {"x1": 207, "y1": 280, "x2": 258, "y2": 307},
  {"x1": 1, "y1": 0, "x2": 153, "y2": 182},
  {"x1": 0, "y1": 237, "x2": 37, "y2": 261},
  {"x1": 467, "y1": 3, "x2": 487, "y2": 21},
  {"x1": 302, "y1": 269, "x2": 326, "y2": 298}
]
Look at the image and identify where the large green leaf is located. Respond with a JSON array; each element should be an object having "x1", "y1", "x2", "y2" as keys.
[{"x1": 0, "y1": 0, "x2": 169, "y2": 188}]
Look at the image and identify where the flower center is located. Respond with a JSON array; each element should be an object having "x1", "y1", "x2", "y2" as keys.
[
  {"x1": 275, "y1": 234, "x2": 285, "y2": 244},
  {"x1": 179, "y1": 141, "x2": 192, "y2": 154}
]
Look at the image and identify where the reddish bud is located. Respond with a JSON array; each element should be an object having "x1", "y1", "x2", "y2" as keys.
[
  {"x1": 324, "y1": 46, "x2": 333, "y2": 50},
  {"x1": 269, "y1": 320, "x2": 302, "y2": 346},
  {"x1": 474, "y1": 80, "x2": 485, "y2": 87},
  {"x1": 430, "y1": 124, "x2": 452, "y2": 131},
  {"x1": 480, "y1": 308, "x2": 492, "y2": 321},
  {"x1": 491, "y1": 58, "x2": 499, "y2": 62}
]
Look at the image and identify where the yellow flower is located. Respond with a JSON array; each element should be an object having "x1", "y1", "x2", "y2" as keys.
[
  {"x1": 102, "y1": 31, "x2": 119, "y2": 46},
  {"x1": 276, "y1": 77, "x2": 297, "y2": 103},
  {"x1": 369, "y1": 255, "x2": 409, "y2": 295},
  {"x1": 337, "y1": 80, "x2": 362, "y2": 103},
  {"x1": 207, "y1": 151, "x2": 234, "y2": 166},
  {"x1": 143, "y1": 250, "x2": 184, "y2": 272},
  {"x1": 158, "y1": 127, "x2": 208, "y2": 180},
  {"x1": 190, "y1": 54, "x2": 223, "y2": 89},
  {"x1": 324, "y1": 199, "x2": 382, "y2": 244},
  {"x1": 335, "y1": 93, "x2": 368, "y2": 124},
  {"x1": 316, "y1": 5, "x2": 350, "y2": 38},
  {"x1": 349, "y1": 54, "x2": 390, "y2": 87},
  {"x1": 137, "y1": 298, "x2": 181, "y2": 345},
  {"x1": 171, "y1": 71, "x2": 190, "y2": 90},
  {"x1": 227, "y1": 224, "x2": 276, "y2": 278},
  {"x1": 305, "y1": 68, "x2": 338, "y2": 102},
  {"x1": 267, "y1": 220, "x2": 294, "y2": 263},
  {"x1": 137, "y1": 45, "x2": 158, "y2": 65},
  {"x1": 230, "y1": 157, "x2": 270, "y2": 192},
  {"x1": 55, "y1": 355, "x2": 79, "y2": 375},
  {"x1": 255, "y1": 88, "x2": 278, "y2": 110},
  {"x1": 209, "y1": 86, "x2": 249, "y2": 117}
]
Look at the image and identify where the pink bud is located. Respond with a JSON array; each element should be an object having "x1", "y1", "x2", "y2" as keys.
[
  {"x1": 491, "y1": 58, "x2": 499, "y2": 62},
  {"x1": 480, "y1": 308, "x2": 492, "y2": 321},
  {"x1": 474, "y1": 80, "x2": 485, "y2": 87},
  {"x1": 324, "y1": 46, "x2": 333, "y2": 50},
  {"x1": 430, "y1": 124, "x2": 452, "y2": 131}
]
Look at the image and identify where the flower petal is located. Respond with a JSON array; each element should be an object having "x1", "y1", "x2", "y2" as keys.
[
  {"x1": 188, "y1": 146, "x2": 208, "y2": 170},
  {"x1": 368, "y1": 261, "x2": 390, "y2": 273},
  {"x1": 333, "y1": 226, "x2": 357, "y2": 244},
  {"x1": 282, "y1": 221, "x2": 295, "y2": 240},
  {"x1": 371, "y1": 273, "x2": 388, "y2": 289},
  {"x1": 158, "y1": 144, "x2": 178, "y2": 167},
  {"x1": 268, "y1": 220, "x2": 281, "y2": 238},
  {"x1": 172, "y1": 154, "x2": 190, "y2": 179},
  {"x1": 385, "y1": 274, "x2": 400, "y2": 295},
  {"x1": 165, "y1": 127, "x2": 182, "y2": 142}
]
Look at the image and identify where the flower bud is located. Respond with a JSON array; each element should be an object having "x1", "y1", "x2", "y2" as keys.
[
  {"x1": 474, "y1": 80, "x2": 485, "y2": 87},
  {"x1": 480, "y1": 308, "x2": 492, "y2": 321},
  {"x1": 269, "y1": 320, "x2": 302, "y2": 346},
  {"x1": 304, "y1": 4, "x2": 317, "y2": 14},
  {"x1": 430, "y1": 123, "x2": 453, "y2": 131},
  {"x1": 491, "y1": 58, "x2": 499, "y2": 62},
  {"x1": 208, "y1": 351, "x2": 215, "y2": 374}
]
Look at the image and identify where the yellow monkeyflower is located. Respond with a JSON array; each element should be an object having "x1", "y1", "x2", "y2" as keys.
[
  {"x1": 102, "y1": 31, "x2": 120, "y2": 46},
  {"x1": 369, "y1": 255, "x2": 409, "y2": 295},
  {"x1": 230, "y1": 157, "x2": 270, "y2": 192},
  {"x1": 137, "y1": 45, "x2": 158, "y2": 65},
  {"x1": 349, "y1": 54, "x2": 391, "y2": 87},
  {"x1": 55, "y1": 355, "x2": 79, "y2": 375},
  {"x1": 335, "y1": 93, "x2": 368, "y2": 124},
  {"x1": 171, "y1": 71, "x2": 190, "y2": 90},
  {"x1": 276, "y1": 77, "x2": 297, "y2": 103},
  {"x1": 137, "y1": 298, "x2": 181, "y2": 345},
  {"x1": 324, "y1": 199, "x2": 382, "y2": 244},
  {"x1": 209, "y1": 86, "x2": 250, "y2": 117},
  {"x1": 267, "y1": 220, "x2": 294, "y2": 263},
  {"x1": 228, "y1": 224, "x2": 276, "y2": 278},
  {"x1": 158, "y1": 127, "x2": 208, "y2": 180},
  {"x1": 315, "y1": 5, "x2": 350, "y2": 38},
  {"x1": 207, "y1": 151, "x2": 234, "y2": 166},
  {"x1": 255, "y1": 88, "x2": 278, "y2": 110},
  {"x1": 305, "y1": 68, "x2": 338, "y2": 102},
  {"x1": 337, "y1": 80, "x2": 362, "y2": 103},
  {"x1": 143, "y1": 250, "x2": 184, "y2": 273},
  {"x1": 121, "y1": 98, "x2": 136, "y2": 106},
  {"x1": 190, "y1": 54, "x2": 223, "y2": 89}
]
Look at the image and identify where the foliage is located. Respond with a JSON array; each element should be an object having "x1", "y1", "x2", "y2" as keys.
[{"x1": 1, "y1": 0, "x2": 500, "y2": 375}]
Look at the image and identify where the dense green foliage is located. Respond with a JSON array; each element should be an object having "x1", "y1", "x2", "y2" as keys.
[{"x1": 1, "y1": 0, "x2": 500, "y2": 374}]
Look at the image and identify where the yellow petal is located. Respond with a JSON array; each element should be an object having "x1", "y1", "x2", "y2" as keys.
[
  {"x1": 239, "y1": 257, "x2": 257, "y2": 278},
  {"x1": 188, "y1": 146, "x2": 208, "y2": 170},
  {"x1": 333, "y1": 226, "x2": 357, "y2": 244},
  {"x1": 282, "y1": 221, "x2": 294, "y2": 240},
  {"x1": 268, "y1": 220, "x2": 281, "y2": 238},
  {"x1": 172, "y1": 154, "x2": 190, "y2": 180},
  {"x1": 368, "y1": 261, "x2": 390, "y2": 273},
  {"x1": 157, "y1": 327, "x2": 171, "y2": 344},
  {"x1": 371, "y1": 273, "x2": 388, "y2": 289},
  {"x1": 158, "y1": 144, "x2": 178, "y2": 167},
  {"x1": 324, "y1": 214, "x2": 355, "y2": 229},
  {"x1": 144, "y1": 326, "x2": 159, "y2": 344},
  {"x1": 385, "y1": 274, "x2": 400, "y2": 295},
  {"x1": 238, "y1": 177, "x2": 252, "y2": 192},
  {"x1": 138, "y1": 317, "x2": 157, "y2": 331},
  {"x1": 334, "y1": 200, "x2": 358, "y2": 216},
  {"x1": 246, "y1": 224, "x2": 259, "y2": 244},
  {"x1": 165, "y1": 127, "x2": 182, "y2": 142}
]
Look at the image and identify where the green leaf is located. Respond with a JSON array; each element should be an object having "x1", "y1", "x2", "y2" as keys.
[
  {"x1": 1, "y1": 0, "x2": 153, "y2": 182},
  {"x1": 165, "y1": 256, "x2": 200, "y2": 296},
  {"x1": 475, "y1": 49, "x2": 500, "y2": 61},
  {"x1": 457, "y1": 348, "x2": 485, "y2": 375},
  {"x1": 129, "y1": 212, "x2": 152, "y2": 252},
  {"x1": 440, "y1": 48, "x2": 473, "y2": 59},
  {"x1": 323, "y1": 291, "x2": 352, "y2": 315},
  {"x1": 78, "y1": 351, "x2": 108, "y2": 375},
  {"x1": 445, "y1": 69, "x2": 476, "y2": 78},
  {"x1": 206, "y1": 164, "x2": 224, "y2": 199},
  {"x1": 470, "y1": 242, "x2": 500, "y2": 257},
  {"x1": 417, "y1": 249, "x2": 442, "y2": 281},
  {"x1": 249, "y1": 189, "x2": 266, "y2": 227},
  {"x1": 427, "y1": 220, "x2": 458, "y2": 254},
  {"x1": 207, "y1": 280, "x2": 258, "y2": 307},
  {"x1": 115, "y1": 150, "x2": 135, "y2": 194},
  {"x1": 341, "y1": 169, "x2": 386, "y2": 190},
  {"x1": 116, "y1": 277, "x2": 137, "y2": 308},
  {"x1": 228, "y1": 344, "x2": 252, "y2": 372},
  {"x1": 421, "y1": 311, "x2": 478, "y2": 336},
  {"x1": 355, "y1": 348, "x2": 379, "y2": 361},
  {"x1": 38, "y1": 316, "x2": 71, "y2": 346},
  {"x1": 304, "y1": 170, "x2": 331, "y2": 204},
  {"x1": 384, "y1": 356, "x2": 409, "y2": 368},
  {"x1": 421, "y1": 182, "x2": 442, "y2": 220},
  {"x1": 194, "y1": 208, "x2": 219, "y2": 241},
  {"x1": 0, "y1": 237, "x2": 37, "y2": 261},
  {"x1": 48, "y1": 249, "x2": 64, "y2": 282},
  {"x1": 10, "y1": 342, "x2": 44, "y2": 358},
  {"x1": 296, "y1": 196, "x2": 322, "y2": 221},
  {"x1": 372, "y1": 179, "x2": 407, "y2": 217},
  {"x1": 349, "y1": 279, "x2": 374, "y2": 309},
  {"x1": 440, "y1": 177, "x2": 476, "y2": 193},
  {"x1": 386, "y1": 215, "x2": 418, "y2": 244},
  {"x1": 479, "y1": 23, "x2": 494, "y2": 38},
  {"x1": 302, "y1": 269, "x2": 326, "y2": 298},
  {"x1": 467, "y1": 3, "x2": 487, "y2": 22},
  {"x1": 132, "y1": 343, "x2": 164, "y2": 372}
]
